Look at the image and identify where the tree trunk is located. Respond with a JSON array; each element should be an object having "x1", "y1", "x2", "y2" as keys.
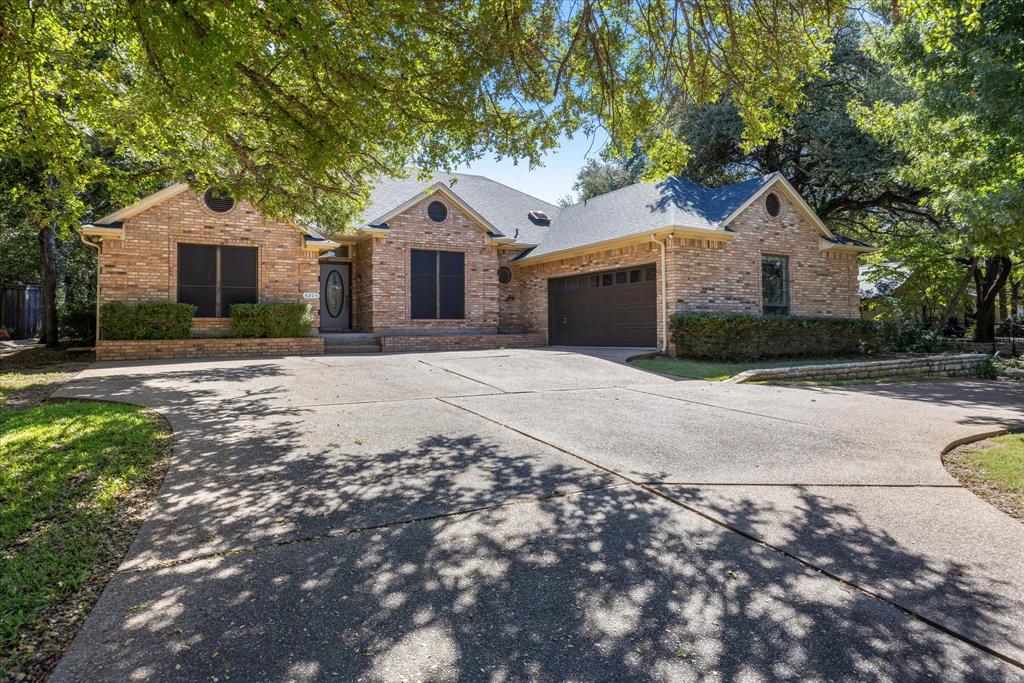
[
  {"x1": 940, "y1": 257, "x2": 977, "y2": 330},
  {"x1": 38, "y1": 223, "x2": 60, "y2": 347},
  {"x1": 972, "y1": 256, "x2": 1013, "y2": 343},
  {"x1": 1011, "y1": 275, "x2": 1021, "y2": 318}
]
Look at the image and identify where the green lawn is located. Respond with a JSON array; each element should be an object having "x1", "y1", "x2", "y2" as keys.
[
  {"x1": 945, "y1": 433, "x2": 1024, "y2": 523},
  {"x1": 0, "y1": 367, "x2": 169, "y2": 678},
  {"x1": 960, "y1": 434, "x2": 1024, "y2": 493},
  {"x1": 628, "y1": 356, "x2": 862, "y2": 381}
]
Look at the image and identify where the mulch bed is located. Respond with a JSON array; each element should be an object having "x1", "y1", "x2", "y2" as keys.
[
  {"x1": 943, "y1": 440, "x2": 1024, "y2": 524},
  {"x1": 0, "y1": 345, "x2": 94, "y2": 371}
]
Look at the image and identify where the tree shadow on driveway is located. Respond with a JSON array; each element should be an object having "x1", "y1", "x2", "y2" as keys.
[
  {"x1": 49, "y1": 361, "x2": 1024, "y2": 681},
  {"x1": 662, "y1": 485, "x2": 1024, "y2": 668},
  {"x1": 806, "y1": 379, "x2": 1024, "y2": 429},
  {"x1": 52, "y1": 447, "x2": 1021, "y2": 680}
]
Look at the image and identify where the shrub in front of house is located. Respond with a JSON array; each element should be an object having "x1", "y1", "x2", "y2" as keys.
[
  {"x1": 872, "y1": 313, "x2": 954, "y2": 354},
  {"x1": 98, "y1": 302, "x2": 136, "y2": 340},
  {"x1": 229, "y1": 302, "x2": 313, "y2": 338},
  {"x1": 670, "y1": 312, "x2": 880, "y2": 361},
  {"x1": 99, "y1": 302, "x2": 196, "y2": 340}
]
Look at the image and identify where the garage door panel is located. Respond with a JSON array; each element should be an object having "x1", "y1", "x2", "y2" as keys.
[{"x1": 548, "y1": 265, "x2": 657, "y2": 346}]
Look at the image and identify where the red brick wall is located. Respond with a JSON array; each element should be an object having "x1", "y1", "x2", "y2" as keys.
[
  {"x1": 96, "y1": 337, "x2": 324, "y2": 361},
  {"x1": 352, "y1": 240, "x2": 374, "y2": 332},
  {"x1": 96, "y1": 184, "x2": 857, "y2": 349},
  {"x1": 96, "y1": 189, "x2": 321, "y2": 337},
  {"x1": 497, "y1": 248, "x2": 525, "y2": 329},
  {"x1": 512, "y1": 188, "x2": 861, "y2": 347},
  {"x1": 368, "y1": 195, "x2": 502, "y2": 332},
  {"x1": 665, "y1": 190, "x2": 860, "y2": 318},
  {"x1": 379, "y1": 332, "x2": 545, "y2": 353},
  {"x1": 191, "y1": 318, "x2": 232, "y2": 338}
]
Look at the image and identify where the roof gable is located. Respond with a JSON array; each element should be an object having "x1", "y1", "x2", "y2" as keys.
[
  {"x1": 719, "y1": 174, "x2": 834, "y2": 239},
  {"x1": 368, "y1": 182, "x2": 507, "y2": 240},
  {"x1": 94, "y1": 183, "x2": 190, "y2": 225},
  {"x1": 360, "y1": 172, "x2": 559, "y2": 246},
  {"x1": 81, "y1": 184, "x2": 338, "y2": 252}
]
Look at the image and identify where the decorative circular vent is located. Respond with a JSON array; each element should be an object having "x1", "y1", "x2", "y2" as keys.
[
  {"x1": 765, "y1": 192, "x2": 781, "y2": 218},
  {"x1": 427, "y1": 200, "x2": 448, "y2": 223},
  {"x1": 204, "y1": 188, "x2": 235, "y2": 213},
  {"x1": 498, "y1": 266, "x2": 512, "y2": 284}
]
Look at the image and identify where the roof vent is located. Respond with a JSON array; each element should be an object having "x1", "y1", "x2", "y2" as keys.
[
  {"x1": 204, "y1": 188, "x2": 235, "y2": 213},
  {"x1": 427, "y1": 200, "x2": 448, "y2": 223},
  {"x1": 765, "y1": 192, "x2": 781, "y2": 218},
  {"x1": 528, "y1": 210, "x2": 550, "y2": 225}
]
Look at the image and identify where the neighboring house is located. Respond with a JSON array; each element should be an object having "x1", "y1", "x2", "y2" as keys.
[
  {"x1": 80, "y1": 171, "x2": 871, "y2": 352},
  {"x1": 859, "y1": 263, "x2": 911, "y2": 320}
]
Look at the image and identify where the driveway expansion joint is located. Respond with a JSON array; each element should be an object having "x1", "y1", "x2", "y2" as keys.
[
  {"x1": 438, "y1": 397, "x2": 1024, "y2": 672},
  {"x1": 642, "y1": 481, "x2": 965, "y2": 489},
  {"x1": 117, "y1": 482, "x2": 632, "y2": 576},
  {"x1": 624, "y1": 387, "x2": 816, "y2": 425},
  {"x1": 417, "y1": 359, "x2": 510, "y2": 392}
]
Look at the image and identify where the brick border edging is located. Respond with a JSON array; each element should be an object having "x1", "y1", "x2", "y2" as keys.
[
  {"x1": 95, "y1": 337, "x2": 325, "y2": 361},
  {"x1": 725, "y1": 354, "x2": 990, "y2": 384}
]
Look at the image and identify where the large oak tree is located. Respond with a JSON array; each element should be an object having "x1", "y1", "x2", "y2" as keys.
[
  {"x1": 858, "y1": 0, "x2": 1024, "y2": 341},
  {"x1": 2, "y1": 0, "x2": 850, "y2": 345}
]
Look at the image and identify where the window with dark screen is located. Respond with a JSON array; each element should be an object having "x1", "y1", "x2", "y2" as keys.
[
  {"x1": 219, "y1": 246, "x2": 258, "y2": 315},
  {"x1": 761, "y1": 254, "x2": 790, "y2": 315},
  {"x1": 410, "y1": 249, "x2": 465, "y2": 319},
  {"x1": 177, "y1": 244, "x2": 257, "y2": 317}
]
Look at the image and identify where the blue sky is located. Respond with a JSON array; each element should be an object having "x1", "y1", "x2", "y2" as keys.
[{"x1": 454, "y1": 129, "x2": 609, "y2": 206}]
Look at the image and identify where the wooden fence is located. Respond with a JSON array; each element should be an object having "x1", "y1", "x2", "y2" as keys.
[{"x1": 1, "y1": 283, "x2": 42, "y2": 339}]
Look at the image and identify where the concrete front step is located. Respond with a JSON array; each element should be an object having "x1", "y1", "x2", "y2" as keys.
[{"x1": 324, "y1": 343, "x2": 381, "y2": 354}]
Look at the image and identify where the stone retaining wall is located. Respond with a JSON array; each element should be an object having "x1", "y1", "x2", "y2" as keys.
[
  {"x1": 955, "y1": 339, "x2": 1018, "y2": 356},
  {"x1": 379, "y1": 332, "x2": 545, "y2": 353},
  {"x1": 96, "y1": 337, "x2": 325, "y2": 361},
  {"x1": 726, "y1": 354, "x2": 990, "y2": 384}
]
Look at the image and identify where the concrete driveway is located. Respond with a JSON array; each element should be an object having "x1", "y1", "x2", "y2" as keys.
[{"x1": 51, "y1": 348, "x2": 1024, "y2": 681}]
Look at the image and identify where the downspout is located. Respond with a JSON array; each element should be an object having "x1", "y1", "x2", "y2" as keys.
[
  {"x1": 652, "y1": 234, "x2": 668, "y2": 353},
  {"x1": 79, "y1": 233, "x2": 102, "y2": 345}
]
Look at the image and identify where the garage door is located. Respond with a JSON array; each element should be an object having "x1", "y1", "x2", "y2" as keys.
[{"x1": 548, "y1": 264, "x2": 657, "y2": 346}]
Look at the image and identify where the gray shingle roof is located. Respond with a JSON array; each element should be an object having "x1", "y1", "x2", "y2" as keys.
[
  {"x1": 823, "y1": 233, "x2": 873, "y2": 248},
  {"x1": 359, "y1": 171, "x2": 865, "y2": 260},
  {"x1": 361, "y1": 171, "x2": 560, "y2": 247},
  {"x1": 516, "y1": 174, "x2": 777, "y2": 260},
  {"x1": 859, "y1": 263, "x2": 908, "y2": 300}
]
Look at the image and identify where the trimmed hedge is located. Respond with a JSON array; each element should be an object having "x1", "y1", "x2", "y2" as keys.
[
  {"x1": 671, "y1": 312, "x2": 879, "y2": 361},
  {"x1": 229, "y1": 302, "x2": 313, "y2": 338},
  {"x1": 873, "y1": 315, "x2": 954, "y2": 353},
  {"x1": 99, "y1": 302, "x2": 196, "y2": 340}
]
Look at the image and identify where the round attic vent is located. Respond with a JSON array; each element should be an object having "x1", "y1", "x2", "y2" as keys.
[
  {"x1": 204, "y1": 188, "x2": 235, "y2": 213},
  {"x1": 765, "y1": 192, "x2": 781, "y2": 218},
  {"x1": 498, "y1": 266, "x2": 512, "y2": 284},
  {"x1": 427, "y1": 200, "x2": 448, "y2": 223}
]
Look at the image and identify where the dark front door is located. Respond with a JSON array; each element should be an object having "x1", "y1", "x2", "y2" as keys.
[
  {"x1": 319, "y1": 263, "x2": 351, "y2": 330},
  {"x1": 548, "y1": 264, "x2": 657, "y2": 346}
]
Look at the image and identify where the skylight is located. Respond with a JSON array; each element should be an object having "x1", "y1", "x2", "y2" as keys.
[{"x1": 528, "y1": 210, "x2": 550, "y2": 225}]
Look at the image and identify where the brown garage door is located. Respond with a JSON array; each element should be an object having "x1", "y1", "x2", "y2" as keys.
[{"x1": 548, "y1": 264, "x2": 657, "y2": 346}]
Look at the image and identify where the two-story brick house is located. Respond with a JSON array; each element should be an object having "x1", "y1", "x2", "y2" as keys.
[{"x1": 80, "y1": 171, "x2": 871, "y2": 354}]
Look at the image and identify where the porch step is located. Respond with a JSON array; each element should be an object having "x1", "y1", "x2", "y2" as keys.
[
  {"x1": 323, "y1": 337, "x2": 382, "y2": 354},
  {"x1": 325, "y1": 345, "x2": 381, "y2": 354}
]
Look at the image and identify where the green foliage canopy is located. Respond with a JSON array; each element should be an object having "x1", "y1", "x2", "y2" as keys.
[
  {"x1": 856, "y1": 0, "x2": 1024, "y2": 256},
  {"x1": 2, "y1": 0, "x2": 849, "y2": 229}
]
